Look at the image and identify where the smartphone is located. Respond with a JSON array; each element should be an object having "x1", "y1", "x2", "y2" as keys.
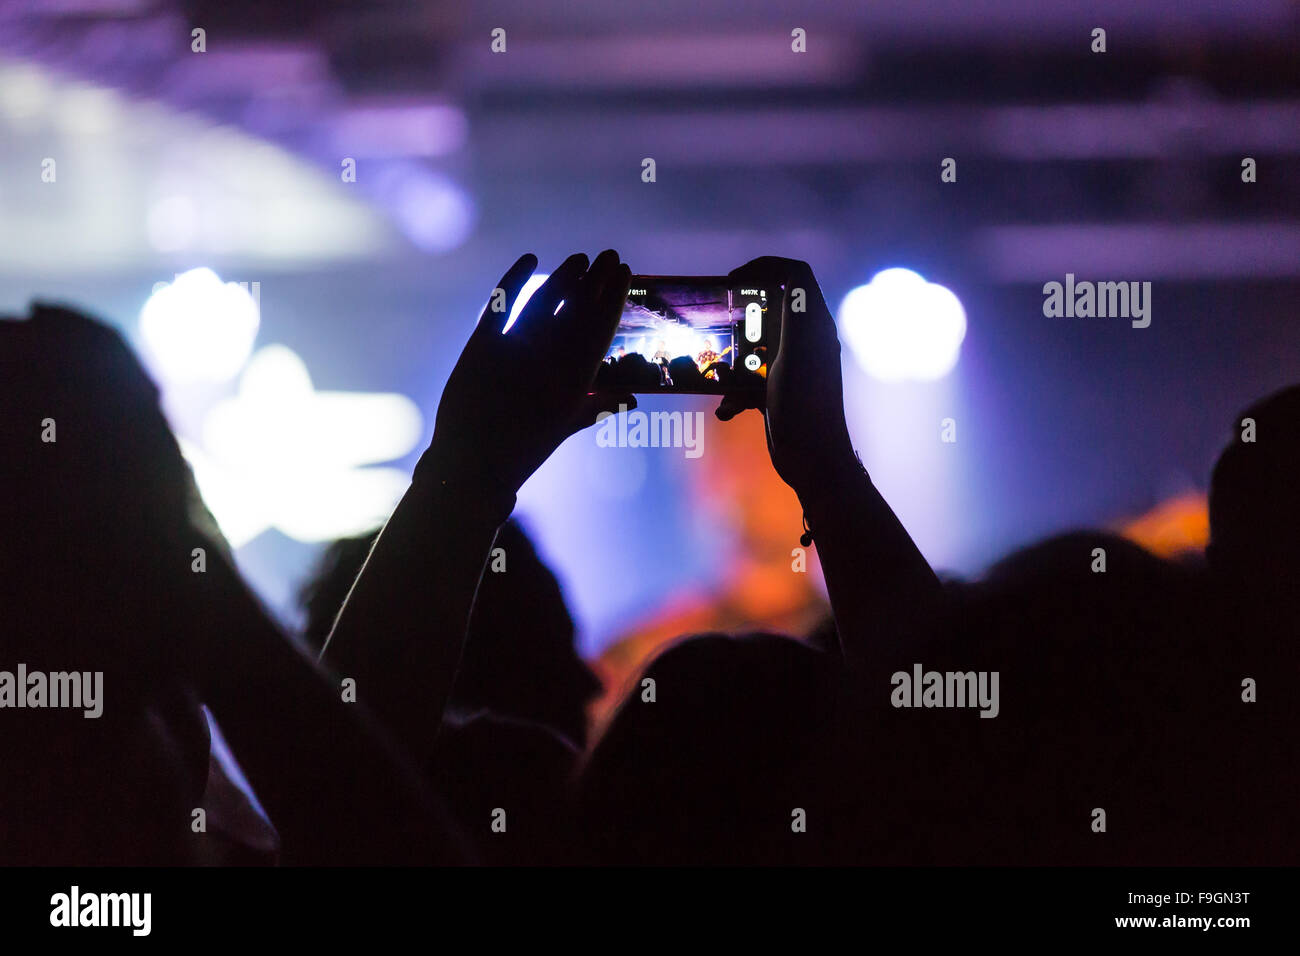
[{"x1": 594, "y1": 275, "x2": 777, "y2": 394}]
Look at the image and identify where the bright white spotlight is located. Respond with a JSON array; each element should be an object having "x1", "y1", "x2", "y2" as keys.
[
  {"x1": 58, "y1": 83, "x2": 120, "y2": 136},
  {"x1": 838, "y1": 268, "x2": 966, "y2": 383},
  {"x1": 146, "y1": 195, "x2": 199, "y2": 252},
  {"x1": 139, "y1": 267, "x2": 260, "y2": 384},
  {"x1": 0, "y1": 63, "x2": 52, "y2": 122},
  {"x1": 184, "y1": 344, "x2": 424, "y2": 546},
  {"x1": 661, "y1": 324, "x2": 702, "y2": 361}
]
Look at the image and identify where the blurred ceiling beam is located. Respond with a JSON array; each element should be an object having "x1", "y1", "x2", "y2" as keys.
[
  {"x1": 449, "y1": 33, "x2": 860, "y2": 91},
  {"x1": 473, "y1": 100, "x2": 1300, "y2": 169},
  {"x1": 454, "y1": 0, "x2": 1294, "y2": 40},
  {"x1": 979, "y1": 222, "x2": 1300, "y2": 279}
]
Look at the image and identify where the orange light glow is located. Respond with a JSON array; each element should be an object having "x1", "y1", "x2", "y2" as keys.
[{"x1": 1117, "y1": 491, "x2": 1209, "y2": 558}]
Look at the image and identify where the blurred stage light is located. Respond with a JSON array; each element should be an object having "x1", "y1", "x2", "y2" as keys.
[
  {"x1": 139, "y1": 267, "x2": 260, "y2": 385},
  {"x1": 0, "y1": 62, "x2": 51, "y2": 122},
  {"x1": 146, "y1": 195, "x2": 200, "y2": 252},
  {"x1": 0, "y1": 58, "x2": 395, "y2": 270},
  {"x1": 184, "y1": 345, "x2": 424, "y2": 547},
  {"x1": 838, "y1": 268, "x2": 966, "y2": 383},
  {"x1": 57, "y1": 83, "x2": 120, "y2": 136},
  {"x1": 662, "y1": 324, "x2": 703, "y2": 361},
  {"x1": 373, "y1": 164, "x2": 475, "y2": 254}
]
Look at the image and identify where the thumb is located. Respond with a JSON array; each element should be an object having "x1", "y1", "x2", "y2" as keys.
[
  {"x1": 715, "y1": 393, "x2": 759, "y2": 421},
  {"x1": 570, "y1": 392, "x2": 637, "y2": 434}
]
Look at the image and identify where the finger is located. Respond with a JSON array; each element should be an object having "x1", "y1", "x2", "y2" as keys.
[
  {"x1": 715, "y1": 395, "x2": 747, "y2": 421},
  {"x1": 555, "y1": 250, "x2": 618, "y2": 354},
  {"x1": 775, "y1": 264, "x2": 839, "y2": 366},
  {"x1": 727, "y1": 256, "x2": 802, "y2": 288},
  {"x1": 516, "y1": 253, "x2": 588, "y2": 337},
  {"x1": 586, "y1": 390, "x2": 638, "y2": 421},
  {"x1": 714, "y1": 390, "x2": 763, "y2": 421},
  {"x1": 551, "y1": 254, "x2": 627, "y2": 388},
  {"x1": 475, "y1": 254, "x2": 538, "y2": 337},
  {"x1": 730, "y1": 258, "x2": 837, "y2": 372},
  {"x1": 727, "y1": 258, "x2": 796, "y2": 369},
  {"x1": 575, "y1": 249, "x2": 622, "y2": 306},
  {"x1": 569, "y1": 391, "x2": 637, "y2": 436},
  {"x1": 713, "y1": 360, "x2": 766, "y2": 419},
  {"x1": 727, "y1": 258, "x2": 823, "y2": 316},
  {"x1": 572, "y1": 258, "x2": 630, "y2": 373}
]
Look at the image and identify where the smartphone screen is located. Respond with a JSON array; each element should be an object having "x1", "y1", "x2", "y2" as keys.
[{"x1": 594, "y1": 276, "x2": 775, "y2": 394}]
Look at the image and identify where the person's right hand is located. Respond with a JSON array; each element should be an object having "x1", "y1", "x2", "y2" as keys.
[
  {"x1": 716, "y1": 258, "x2": 860, "y2": 500},
  {"x1": 425, "y1": 251, "x2": 633, "y2": 498}
]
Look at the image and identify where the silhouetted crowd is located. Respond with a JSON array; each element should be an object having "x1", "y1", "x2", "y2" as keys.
[
  {"x1": 595, "y1": 350, "x2": 737, "y2": 392},
  {"x1": 2, "y1": 252, "x2": 1296, "y2": 865}
]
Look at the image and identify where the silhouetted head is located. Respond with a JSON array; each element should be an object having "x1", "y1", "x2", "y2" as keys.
[
  {"x1": 1205, "y1": 384, "x2": 1300, "y2": 779},
  {"x1": 922, "y1": 531, "x2": 1216, "y2": 863},
  {"x1": 430, "y1": 711, "x2": 581, "y2": 864},
  {"x1": 301, "y1": 519, "x2": 601, "y2": 747},
  {"x1": 456, "y1": 520, "x2": 601, "y2": 746},
  {"x1": 667, "y1": 354, "x2": 706, "y2": 389},
  {"x1": 0, "y1": 304, "x2": 221, "y2": 862},
  {"x1": 1208, "y1": 385, "x2": 1300, "y2": 587},
  {"x1": 1, "y1": 303, "x2": 220, "y2": 696},
  {"x1": 580, "y1": 631, "x2": 836, "y2": 864},
  {"x1": 966, "y1": 530, "x2": 1209, "y2": 694}
]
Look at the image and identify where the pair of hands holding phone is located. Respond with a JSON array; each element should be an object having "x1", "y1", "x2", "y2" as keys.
[{"x1": 427, "y1": 250, "x2": 860, "y2": 507}]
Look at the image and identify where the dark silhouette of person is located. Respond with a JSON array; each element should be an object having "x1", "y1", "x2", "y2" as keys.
[
  {"x1": 579, "y1": 631, "x2": 838, "y2": 864},
  {"x1": 1208, "y1": 385, "x2": 1300, "y2": 647},
  {"x1": 595, "y1": 351, "x2": 661, "y2": 391},
  {"x1": 1205, "y1": 385, "x2": 1300, "y2": 861},
  {"x1": 926, "y1": 532, "x2": 1214, "y2": 865},
  {"x1": 768, "y1": 531, "x2": 1228, "y2": 865},
  {"x1": 667, "y1": 355, "x2": 709, "y2": 391},
  {"x1": 301, "y1": 520, "x2": 601, "y2": 749},
  {"x1": 0, "y1": 303, "x2": 464, "y2": 864},
  {"x1": 429, "y1": 711, "x2": 584, "y2": 864}
]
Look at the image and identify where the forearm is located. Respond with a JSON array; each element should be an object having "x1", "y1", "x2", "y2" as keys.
[
  {"x1": 321, "y1": 446, "x2": 514, "y2": 761},
  {"x1": 199, "y1": 572, "x2": 462, "y2": 863},
  {"x1": 797, "y1": 457, "x2": 943, "y2": 668}
]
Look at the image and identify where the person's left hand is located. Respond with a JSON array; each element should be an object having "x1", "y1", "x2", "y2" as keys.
[
  {"x1": 426, "y1": 250, "x2": 634, "y2": 495},
  {"x1": 714, "y1": 257, "x2": 859, "y2": 501}
]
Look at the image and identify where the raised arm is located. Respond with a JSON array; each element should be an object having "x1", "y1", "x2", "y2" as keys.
[
  {"x1": 717, "y1": 258, "x2": 942, "y2": 669},
  {"x1": 320, "y1": 251, "x2": 631, "y2": 761}
]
